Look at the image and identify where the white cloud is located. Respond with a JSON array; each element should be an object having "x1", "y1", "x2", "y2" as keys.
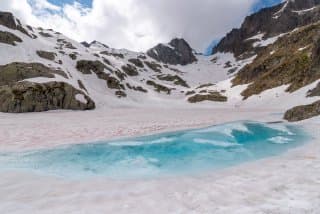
[{"x1": 1, "y1": 0, "x2": 258, "y2": 52}]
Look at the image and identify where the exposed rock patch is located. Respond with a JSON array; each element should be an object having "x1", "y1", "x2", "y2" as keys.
[
  {"x1": 157, "y1": 74, "x2": 189, "y2": 88},
  {"x1": 128, "y1": 58, "x2": 144, "y2": 68},
  {"x1": 146, "y1": 80, "x2": 172, "y2": 94},
  {"x1": 76, "y1": 60, "x2": 122, "y2": 89},
  {"x1": 144, "y1": 61, "x2": 162, "y2": 73},
  {"x1": 126, "y1": 83, "x2": 148, "y2": 93},
  {"x1": 36, "y1": 50, "x2": 56, "y2": 61},
  {"x1": 39, "y1": 32, "x2": 53, "y2": 38},
  {"x1": 100, "y1": 51, "x2": 124, "y2": 59},
  {"x1": 188, "y1": 92, "x2": 227, "y2": 103},
  {"x1": 0, "y1": 31, "x2": 22, "y2": 46},
  {"x1": 115, "y1": 90, "x2": 127, "y2": 98},
  {"x1": 69, "y1": 53, "x2": 77, "y2": 60},
  {"x1": 121, "y1": 64, "x2": 139, "y2": 76}
]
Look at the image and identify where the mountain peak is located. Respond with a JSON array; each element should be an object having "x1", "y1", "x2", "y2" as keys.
[{"x1": 147, "y1": 38, "x2": 197, "y2": 65}]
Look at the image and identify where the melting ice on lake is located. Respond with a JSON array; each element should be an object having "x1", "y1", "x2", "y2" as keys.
[{"x1": 0, "y1": 121, "x2": 310, "y2": 179}]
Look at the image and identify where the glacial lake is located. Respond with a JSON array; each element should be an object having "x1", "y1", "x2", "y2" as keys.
[{"x1": 0, "y1": 121, "x2": 310, "y2": 179}]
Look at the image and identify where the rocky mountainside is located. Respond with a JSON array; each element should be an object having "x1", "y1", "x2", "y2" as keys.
[{"x1": 212, "y1": 0, "x2": 320, "y2": 58}]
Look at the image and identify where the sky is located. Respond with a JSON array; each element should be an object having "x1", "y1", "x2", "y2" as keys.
[{"x1": 1, "y1": 0, "x2": 283, "y2": 53}]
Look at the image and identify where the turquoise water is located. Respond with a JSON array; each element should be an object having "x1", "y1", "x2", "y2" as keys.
[{"x1": 0, "y1": 121, "x2": 310, "y2": 179}]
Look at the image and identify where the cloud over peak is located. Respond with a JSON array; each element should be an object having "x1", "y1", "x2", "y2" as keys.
[{"x1": 1, "y1": 0, "x2": 280, "y2": 52}]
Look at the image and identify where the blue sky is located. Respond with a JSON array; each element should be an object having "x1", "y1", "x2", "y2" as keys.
[{"x1": 47, "y1": 0, "x2": 92, "y2": 7}]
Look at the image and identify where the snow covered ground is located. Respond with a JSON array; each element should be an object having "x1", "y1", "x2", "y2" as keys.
[{"x1": 0, "y1": 107, "x2": 319, "y2": 214}]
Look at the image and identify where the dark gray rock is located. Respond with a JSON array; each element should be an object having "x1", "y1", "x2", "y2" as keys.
[
  {"x1": 147, "y1": 38, "x2": 197, "y2": 65},
  {"x1": 0, "y1": 81, "x2": 95, "y2": 113},
  {"x1": 36, "y1": 50, "x2": 56, "y2": 61},
  {"x1": 212, "y1": 0, "x2": 320, "y2": 57}
]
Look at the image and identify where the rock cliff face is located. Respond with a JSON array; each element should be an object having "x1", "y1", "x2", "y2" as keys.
[
  {"x1": 147, "y1": 38, "x2": 197, "y2": 65},
  {"x1": 212, "y1": 0, "x2": 320, "y2": 57}
]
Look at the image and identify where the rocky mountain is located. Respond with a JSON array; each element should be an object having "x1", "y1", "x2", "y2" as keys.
[
  {"x1": 147, "y1": 38, "x2": 197, "y2": 65},
  {"x1": 0, "y1": 11, "x2": 238, "y2": 113},
  {"x1": 212, "y1": 0, "x2": 320, "y2": 58}
]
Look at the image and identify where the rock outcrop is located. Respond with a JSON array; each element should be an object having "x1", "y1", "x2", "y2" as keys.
[
  {"x1": 284, "y1": 100, "x2": 320, "y2": 121},
  {"x1": 0, "y1": 81, "x2": 95, "y2": 113},
  {"x1": 212, "y1": 0, "x2": 320, "y2": 57},
  {"x1": 147, "y1": 38, "x2": 197, "y2": 65},
  {"x1": 0, "y1": 11, "x2": 31, "y2": 37}
]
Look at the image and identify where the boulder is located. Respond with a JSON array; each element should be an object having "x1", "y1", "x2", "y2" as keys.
[
  {"x1": 0, "y1": 81, "x2": 95, "y2": 113},
  {"x1": 284, "y1": 100, "x2": 320, "y2": 122}
]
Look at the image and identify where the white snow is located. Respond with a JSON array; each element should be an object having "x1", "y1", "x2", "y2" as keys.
[
  {"x1": 273, "y1": 0, "x2": 290, "y2": 19},
  {"x1": 298, "y1": 45, "x2": 309, "y2": 51},
  {"x1": 292, "y1": 6, "x2": 317, "y2": 15},
  {"x1": 253, "y1": 34, "x2": 284, "y2": 48}
]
